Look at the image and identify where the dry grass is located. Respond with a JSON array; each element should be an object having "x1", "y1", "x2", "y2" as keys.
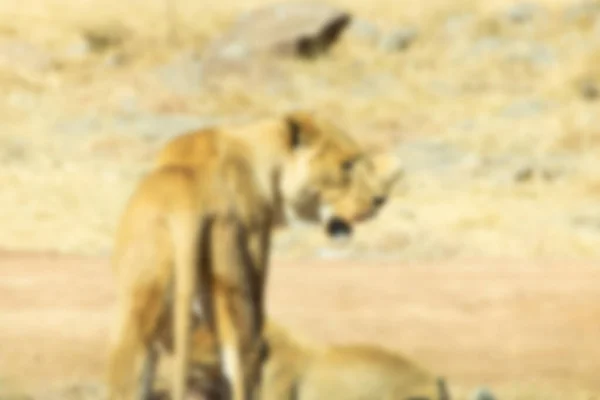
[{"x1": 2, "y1": 0, "x2": 600, "y2": 259}]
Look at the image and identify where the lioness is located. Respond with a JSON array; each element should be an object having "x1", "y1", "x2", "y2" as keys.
[
  {"x1": 153, "y1": 321, "x2": 453, "y2": 400},
  {"x1": 255, "y1": 323, "x2": 497, "y2": 400},
  {"x1": 106, "y1": 111, "x2": 399, "y2": 400},
  {"x1": 238, "y1": 321, "x2": 448, "y2": 400},
  {"x1": 150, "y1": 321, "x2": 495, "y2": 400},
  {"x1": 154, "y1": 114, "x2": 402, "y2": 236}
]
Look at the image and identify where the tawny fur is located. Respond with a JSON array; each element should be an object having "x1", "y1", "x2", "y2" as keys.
[
  {"x1": 154, "y1": 320, "x2": 447, "y2": 400},
  {"x1": 262, "y1": 321, "x2": 445, "y2": 400},
  {"x1": 106, "y1": 111, "x2": 399, "y2": 400}
]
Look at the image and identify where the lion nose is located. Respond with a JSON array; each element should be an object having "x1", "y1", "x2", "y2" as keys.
[{"x1": 373, "y1": 196, "x2": 386, "y2": 208}]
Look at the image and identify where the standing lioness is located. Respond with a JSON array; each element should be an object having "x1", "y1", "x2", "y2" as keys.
[{"x1": 107, "y1": 111, "x2": 395, "y2": 400}]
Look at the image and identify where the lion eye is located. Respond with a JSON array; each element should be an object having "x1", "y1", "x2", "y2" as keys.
[{"x1": 341, "y1": 159, "x2": 355, "y2": 172}]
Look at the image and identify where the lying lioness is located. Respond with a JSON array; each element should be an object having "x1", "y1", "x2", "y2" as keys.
[
  {"x1": 153, "y1": 320, "x2": 494, "y2": 400},
  {"x1": 244, "y1": 321, "x2": 448, "y2": 400},
  {"x1": 106, "y1": 111, "x2": 401, "y2": 400}
]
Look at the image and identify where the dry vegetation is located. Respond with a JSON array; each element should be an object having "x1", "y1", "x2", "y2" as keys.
[{"x1": 0, "y1": 0, "x2": 600, "y2": 259}]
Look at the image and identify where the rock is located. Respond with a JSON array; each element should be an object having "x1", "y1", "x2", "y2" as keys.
[
  {"x1": 201, "y1": 1, "x2": 352, "y2": 81},
  {"x1": 379, "y1": 27, "x2": 418, "y2": 52},
  {"x1": 231, "y1": 1, "x2": 351, "y2": 57}
]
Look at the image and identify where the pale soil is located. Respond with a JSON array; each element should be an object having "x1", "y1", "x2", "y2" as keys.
[{"x1": 1, "y1": 252, "x2": 599, "y2": 399}]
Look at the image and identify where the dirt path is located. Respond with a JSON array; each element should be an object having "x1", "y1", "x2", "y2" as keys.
[{"x1": 1, "y1": 252, "x2": 599, "y2": 398}]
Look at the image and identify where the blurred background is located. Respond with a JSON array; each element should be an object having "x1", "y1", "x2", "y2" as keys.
[
  {"x1": 1, "y1": 0, "x2": 600, "y2": 399},
  {"x1": 1, "y1": 0, "x2": 600, "y2": 260}
]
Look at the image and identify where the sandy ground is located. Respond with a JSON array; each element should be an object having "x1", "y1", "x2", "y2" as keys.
[{"x1": 1, "y1": 252, "x2": 599, "y2": 399}]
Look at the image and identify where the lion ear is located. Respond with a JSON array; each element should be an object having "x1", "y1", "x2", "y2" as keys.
[{"x1": 371, "y1": 152, "x2": 404, "y2": 193}]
